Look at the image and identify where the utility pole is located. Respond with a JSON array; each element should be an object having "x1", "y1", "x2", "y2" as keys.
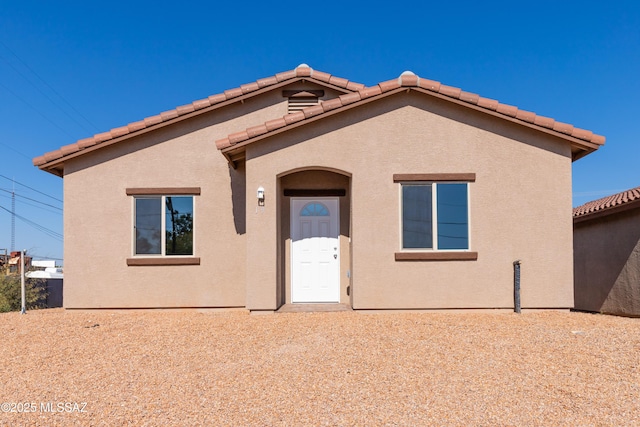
[
  {"x1": 11, "y1": 179, "x2": 15, "y2": 252},
  {"x1": 20, "y1": 249, "x2": 26, "y2": 314}
]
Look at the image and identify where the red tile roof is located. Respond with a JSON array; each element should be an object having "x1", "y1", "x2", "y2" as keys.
[
  {"x1": 33, "y1": 64, "x2": 364, "y2": 172},
  {"x1": 573, "y1": 186, "x2": 640, "y2": 222},
  {"x1": 35, "y1": 67, "x2": 605, "y2": 175},
  {"x1": 216, "y1": 71, "x2": 605, "y2": 158}
]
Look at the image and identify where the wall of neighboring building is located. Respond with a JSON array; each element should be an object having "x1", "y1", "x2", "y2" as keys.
[
  {"x1": 62, "y1": 82, "x2": 343, "y2": 309},
  {"x1": 244, "y1": 91, "x2": 575, "y2": 310},
  {"x1": 574, "y1": 209, "x2": 640, "y2": 316}
]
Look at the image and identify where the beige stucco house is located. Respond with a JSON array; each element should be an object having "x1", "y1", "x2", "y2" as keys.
[
  {"x1": 34, "y1": 65, "x2": 604, "y2": 312},
  {"x1": 574, "y1": 187, "x2": 640, "y2": 316}
]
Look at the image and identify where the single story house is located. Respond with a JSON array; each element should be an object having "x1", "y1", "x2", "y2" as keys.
[
  {"x1": 34, "y1": 65, "x2": 605, "y2": 312},
  {"x1": 574, "y1": 186, "x2": 640, "y2": 316}
]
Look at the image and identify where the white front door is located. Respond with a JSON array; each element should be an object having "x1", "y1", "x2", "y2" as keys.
[{"x1": 291, "y1": 198, "x2": 340, "y2": 303}]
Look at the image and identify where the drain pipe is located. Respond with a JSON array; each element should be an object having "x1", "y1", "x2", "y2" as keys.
[{"x1": 513, "y1": 260, "x2": 521, "y2": 314}]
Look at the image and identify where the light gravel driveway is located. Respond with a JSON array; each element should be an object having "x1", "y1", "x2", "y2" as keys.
[{"x1": 1, "y1": 309, "x2": 638, "y2": 426}]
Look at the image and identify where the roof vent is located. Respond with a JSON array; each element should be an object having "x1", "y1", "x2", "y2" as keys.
[{"x1": 283, "y1": 89, "x2": 324, "y2": 114}]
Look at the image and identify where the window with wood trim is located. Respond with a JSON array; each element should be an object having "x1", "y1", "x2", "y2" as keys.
[
  {"x1": 134, "y1": 196, "x2": 194, "y2": 256},
  {"x1": 401, "y1": 182, "x2": 470, "y2": 251}
]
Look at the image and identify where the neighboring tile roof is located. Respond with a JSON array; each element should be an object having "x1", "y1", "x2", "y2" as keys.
[
  {"x1": 573, "y1": 186, "x2": 640, "y2": 222},
  {"x1": 33, "y1": 64, "x2": 364, "y2": 170},
  {"x1": 216, "y1": 71, "x2": 605, "y2": 158}
]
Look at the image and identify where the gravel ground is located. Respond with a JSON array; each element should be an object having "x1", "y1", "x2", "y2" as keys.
[{"x1": 0, "y1": 309, "x2": 638, "y2": 426}]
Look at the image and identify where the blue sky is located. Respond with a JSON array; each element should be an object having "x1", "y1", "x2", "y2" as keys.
[{"x1": 1, "y1": 1, "x2": 639, "y2": 263}]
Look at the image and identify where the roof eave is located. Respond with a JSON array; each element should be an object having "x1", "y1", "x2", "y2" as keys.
[
  {"x1": 574, "y1": 197, "x2": 640, "y2": 223},
  {"x1": 40, "y1": 164, "x2": 64, "y2": 177},
  {"x1": 34, "y1": 74, "x2": 358, "y2": 173},
  {"x1": 221, "y1": 86, "x2": 605, "y2": 159}
]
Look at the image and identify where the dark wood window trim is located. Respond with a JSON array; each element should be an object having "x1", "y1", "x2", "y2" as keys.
[
  {"x1": 393, "y1": 173, "x2": 476, "y2": 183},
  {"x1": 395, "y1": 252, "x2": 478, "y2": 261},
  {"x1": 284, "y1": 189, "x2": 346, "y2": 197},
  {"x1": 126, "y1": 187, "x2": 201, "y2": 196},
  {"x1": 395, "y1": 251, "x2": 478, "y2": 261},
  {"x1": 127, "y1": 257, "x2": 201, "y2": 266}
]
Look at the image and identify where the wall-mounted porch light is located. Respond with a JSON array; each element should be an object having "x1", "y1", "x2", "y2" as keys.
[{"x1": 257, "y1": 186, "x2": 265, "y2": 206}]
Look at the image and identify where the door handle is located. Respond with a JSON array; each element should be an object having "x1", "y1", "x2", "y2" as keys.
[{"x1": 334, "y1": 254, "x2": 337, "y2": 259}]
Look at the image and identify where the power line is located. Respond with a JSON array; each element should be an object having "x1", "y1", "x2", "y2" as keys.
[
  {"x1": 0, "y1": 79, "x2": 76, "y2": 139},
  {"x1": 0, "y1": 192, "x2": 63, "y2": 216},
  {"x1": 0, "y1": 204, "x2": 63, "y2": 241},
  {"x1": 0, "y1": 40, "x2": 100, "y2": 132},
  {"x1": 0, "y1": 141, "x2": 32, "y2": 160},
  {"x1": 11, "y1": 188, "x2": 15, "y2": 251},
  {"x1": 0, "y1": 188, "x2": 62, "y2": 211},
  {"x1": 0, "y1": 175, "x2": 62, "y2": 203},
  {"x1": 0, "y1": 52, "x2": 95, "y2": 134}
]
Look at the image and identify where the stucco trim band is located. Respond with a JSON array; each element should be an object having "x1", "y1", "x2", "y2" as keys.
[
  {"x1": 394, "y1": 252, "x2": 478, "y2": 261},
  {"x1": 393, "y1": 173, "x2": 476, "y2": 182},
  {"x1": 126, "y1": 187, "x2": 202, "y2": 196},
  {"x1": 126, "y1": 257, "x2": 201, "y2": 266}
]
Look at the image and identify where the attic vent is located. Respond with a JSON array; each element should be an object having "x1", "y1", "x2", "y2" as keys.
[
  {"x1": 283, "y1": 90, "x2": 324, "y2": 114},
  {"x1": 288, "y1": 97, "x2": 319, "y2": 113}
]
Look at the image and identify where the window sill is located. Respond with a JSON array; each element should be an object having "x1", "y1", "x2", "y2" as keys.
[
  {"x1": 395, "y1": 252, "x2": 478, "y2": 261},
  {"x1": 127, "y1": 257, "x2": 201, "y2": 266}
]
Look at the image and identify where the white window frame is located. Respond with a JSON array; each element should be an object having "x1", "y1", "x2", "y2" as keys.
[
  {"x1": 399, "y1": 181, "x2": 471, "y2": 252},
  {"x1": 132, "y1": 195, "x2": 195, "y2": 257}
]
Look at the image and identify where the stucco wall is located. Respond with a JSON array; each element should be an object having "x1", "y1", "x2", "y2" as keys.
[
  {"x1": 574, "y1": 209, "x2": 640, "y2": 316},
  {"x1": 244, "y1": 91, "x2": 574, "y2": 310},
  {"x1": 62, "y1": 85, "x2": 575, "y2": 310},
  {"x1": 62, "y1": 82, "x2": 341, "y2": 308}
]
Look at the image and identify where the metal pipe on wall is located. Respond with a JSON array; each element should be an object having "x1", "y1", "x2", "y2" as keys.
[{"x1": 513, "y1": 260, "x2": 521, "y2": 313}]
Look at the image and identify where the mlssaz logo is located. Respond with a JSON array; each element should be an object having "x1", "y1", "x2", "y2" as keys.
[{"x1": 40, "y1": 402, "x2": 88, "y2": 413}]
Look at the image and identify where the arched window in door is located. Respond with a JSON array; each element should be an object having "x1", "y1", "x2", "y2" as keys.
[{"x1": 300, "y1": 202, "x2": 330, "y2": 216}]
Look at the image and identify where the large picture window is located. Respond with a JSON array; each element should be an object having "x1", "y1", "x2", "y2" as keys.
[
  {"x1": 134, "y1": 196, "x2": 194, "y2": 256},
  {"x1": 402, "y1": 183, "x2": 469, "y2": 250}
]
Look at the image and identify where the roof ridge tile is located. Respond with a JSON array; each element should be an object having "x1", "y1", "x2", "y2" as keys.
[
  {"x1": 192, "y1": 99, "x2": 211, "y2": 110},
  {"x1": 477, "y1": 97, "x2": 499, "y2": 110},
  {"x1": 283, "y1": 111, "x2": 305, "y2": 125},
  {"x1": 33, "y1": 65, "x2": 364, "y2": 167},
  {"x1": 438, "y1": 84, "x2": 462, "y2": 98},
  {"x1": 399, "y1": 72, "x2": 419, "y2": 87},
  {"x1": 346, "y1": 81, "x2": 366, "y2": 91},
  {"x1": 240, "y1": 82, "x2": 260, "y2": 93},
  {"x1": 275, "y1": 70, "x2": 297, "y2": 81},
  {"x1": 295, "y1": 66, "x2": 312, "y2": 77},
  {"x1": 496, "y1": 103, "x2": 518, "y2": 118},
  {"x1": 321, "y1": 98, "x2": 343, "y2": 112},
  {"x1": 378, "y1": 79, "x2": 401, "y2": 92},
  {"x1": 359, "y1": 85, "x2": 382, "y2": 99},
  {"x1": 265, "y1": 117, "x2": 287, "y2": 132},
  {"x1": 311, "y1": 70, "x2": 332, "y2": 83},
  {"x1": 338, "y1": 92, "x2": 362, "y2": 105},
  {"x1": 33, "y1": 67, "x2": 605, "y2": 170},
  {"x1": 459, "y1": 91, "x2": 480, "y2": 105},
  {"x1": 418, "y1": 78, "x2": 441, "y2": 92},
  {"x1": 176, "y1": 104, "x2": 195, "y2": 115},
  {"x1": 328, "y1": 75, "x2": 349, "y2": 88}
]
